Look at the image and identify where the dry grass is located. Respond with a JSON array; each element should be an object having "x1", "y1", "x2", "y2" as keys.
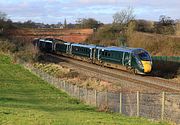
[
  {"x1": 34, "y1": 63, "x2": 121, "y2": 92},
  {"x1": 172, "y1": 76, "x2": 180, "y2": 83},
  {"x1": 128, "y1": 32, "x2": 180, "y2": 56}
]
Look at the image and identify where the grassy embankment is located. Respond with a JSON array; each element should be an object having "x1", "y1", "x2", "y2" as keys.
[{"x1": 0, "y1": 54, "x2": 168, "y2": 125}]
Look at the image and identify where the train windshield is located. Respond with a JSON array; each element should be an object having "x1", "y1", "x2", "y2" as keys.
[{"x1": 134, "y1": 50, "x2": 151, "y2": 61}]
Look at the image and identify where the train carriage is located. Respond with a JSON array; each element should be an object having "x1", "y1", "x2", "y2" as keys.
[
  {"x1": 71, "y1": 44, "x2": 96, "y2": 61},
  {"x1": 95, "y1": 46, "x2": 152, "y2": 74},
  {"x1": 54, "y1": 39, "x2": 70, "y2": 54},
  {"x1": 38, "y1": 38, "x2": 53, "y2": 52}
]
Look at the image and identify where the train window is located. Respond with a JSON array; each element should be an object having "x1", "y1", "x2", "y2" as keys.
[
  {"x1": 105, "y1": 52, "x2": 107, "y2": 56},
  {"x1": 43, "y1": 43, "x2": 46, "y2": 47},
  {"x1": 102, "y1": 52, "x2": 104, "y2": 56},
  {"x1": 108, "y1": 53, "x2": 110, "y2": 57},
  {"x1": 75, "y1": 47, "x2": 78, "y2": 51}
]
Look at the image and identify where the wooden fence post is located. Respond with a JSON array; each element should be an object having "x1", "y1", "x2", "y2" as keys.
[
  {"x1": 137, "y1": 91, "x2": 140, "y2": 117},
  {"x1": 86, "y1": 88, "x2": 88, "y2": 104},
  {"x1": 64, "y1": 81, "x2": 66, "y2": 91},
  {"x1": 78, "y1": 87, "x2": 80, "y2": 100},
  {"x1": 106, "y1": 90, "x2": 108, "y2": 107},
  {"x1": 119, "y1": 92, "x2": 122, "y2": 114},
  {"x1": 95, "y1": 90, "x2": 97, "y2": 107},
  {"x1": 72, "y1": 85, "x2": 74, "y2": 97},
  {"x1": 161, "y1": 92, "x2": 165, "y2": 120}
]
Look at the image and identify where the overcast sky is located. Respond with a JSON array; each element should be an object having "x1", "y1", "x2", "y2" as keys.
[{"x1": 0, "y1": 0, "x2": 180, "y2": 24}]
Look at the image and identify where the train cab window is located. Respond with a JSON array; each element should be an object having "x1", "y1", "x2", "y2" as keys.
[{"x1": 135, "y1": 50, "x2": 151, "y2": 61}]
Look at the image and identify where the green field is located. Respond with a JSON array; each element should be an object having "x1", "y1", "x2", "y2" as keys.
[{"x1": 0, "y1": 54, "x2": 168, "y2": 125}]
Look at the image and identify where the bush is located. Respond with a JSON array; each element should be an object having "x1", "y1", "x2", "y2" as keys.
[
  {"x1": 86, "y1": 24, "x2": 123, "y2": 46},
  {"x1": 128, "y1": 32, "x2": 180, "y2": 56},
  {"x1": 0, "y1": 37, "x2": 39, "y2": 63},
  {"x1": 0, "y1": 39, "x2": 16, "y2": 53}
]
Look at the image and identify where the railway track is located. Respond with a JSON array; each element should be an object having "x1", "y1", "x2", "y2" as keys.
[{"x1": 44, "y1": 53, "x2": 180, "y2": 93}]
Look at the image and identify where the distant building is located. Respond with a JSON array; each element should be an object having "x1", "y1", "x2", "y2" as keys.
[{"x1": 35, "y1": 23, "x2": 46, "y2": 28}]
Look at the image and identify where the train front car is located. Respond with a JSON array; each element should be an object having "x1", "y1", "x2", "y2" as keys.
[{"x1": 132, "y1": 49, "x2": 152, "y2": 74}]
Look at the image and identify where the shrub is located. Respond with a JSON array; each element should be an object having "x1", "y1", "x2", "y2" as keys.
[{"x1": 0, "y1": 39, "x2": 16, "y2": 53}]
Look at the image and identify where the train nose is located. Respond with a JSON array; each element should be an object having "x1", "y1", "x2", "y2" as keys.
[{"x1": 141, "y1": 61, "x2": 152, "y2": 73}]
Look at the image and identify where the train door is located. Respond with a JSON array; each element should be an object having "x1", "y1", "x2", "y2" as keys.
[
  {"x1": 53, "y1": 43, "x2": 56, "y2": 52},
  {"x1": 66, "y1": 44, "x2": 70, "y2": 54},
  {"x1": 92, "y1": 48, "x2": 96, "y2": 62},
  {"x1": 90, "y1": 48, "x2": 93, "y2": 59},
  {"x1": 97, "y1": 49, "x2": 101, "y2": 60},
  {"x1": 69, "y1": 45, "x2": 72, "y2": 54},
  {"x1": 123, "y1": 52, "x2": 131, "y2": 66}
]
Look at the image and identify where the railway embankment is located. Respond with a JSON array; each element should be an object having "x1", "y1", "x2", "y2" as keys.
[
  {"x1": 17, "y1": 55, "x2": 180, "y2": 124},
  {"x1": 1, "y1": 53, "x2": 166, "y2": 125}
]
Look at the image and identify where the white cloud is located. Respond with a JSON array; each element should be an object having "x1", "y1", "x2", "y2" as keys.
[
  {"x1": 0, "y1": 0, "x2": 179, "y2": 24},
  {"x1": 78, "y1": 0, "x2": 117, "y2": 4}
]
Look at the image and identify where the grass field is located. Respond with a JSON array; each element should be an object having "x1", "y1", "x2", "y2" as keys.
[{"x1": 0, "y1": 54, "x2": 169, "y2": 125}]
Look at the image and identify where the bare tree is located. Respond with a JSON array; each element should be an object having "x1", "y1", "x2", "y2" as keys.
[
  {"x1": 0, "y1": 11, "x2": 7, "y2": 32},
  {"x1": 113, "y1": 7, "x2": 135, "y2": 26},
  {"x1": 0, "y1": 11, "x2": 7, "y2": 21}
]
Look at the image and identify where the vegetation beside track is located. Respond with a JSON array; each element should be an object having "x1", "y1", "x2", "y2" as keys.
[
  {"x1": 33, "y1": 62, "x2": 121, "y2": 91},
  {"x1": 0, "y1": 54, "x2": 169, "y2": 125}
]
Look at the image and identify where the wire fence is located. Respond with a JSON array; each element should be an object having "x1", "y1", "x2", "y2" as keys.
[
  {"x1": 152, "y1": 56, "x2": 180, "y2": 63},
  {"x1": 23, "y1": 63, "x2": 180, "y2": 124}
]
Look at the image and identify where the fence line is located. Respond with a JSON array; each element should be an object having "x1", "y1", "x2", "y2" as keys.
[
  {"x1": 152, "y1": 56, "x2": 180, "y2": 63},
  {"x1": 23, "y1": 64, "x2": 180, "y2": 124}
]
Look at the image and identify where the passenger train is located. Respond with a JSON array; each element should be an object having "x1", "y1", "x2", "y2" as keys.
[{"x1": 33, "y1": 38, "x2": 152, "y2": 74}]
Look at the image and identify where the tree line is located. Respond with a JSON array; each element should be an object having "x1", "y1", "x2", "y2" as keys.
[{"x1": 0, "y1": 8, "x2": 179, "y2": 36}]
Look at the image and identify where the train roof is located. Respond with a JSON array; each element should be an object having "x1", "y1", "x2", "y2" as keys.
[
  {"x1": 64, "y1": 42, "x2": 71, "y2": 45},
  {"x1": 71, "y1": 43, "x2": 96, "y2": 49},
  {"x1": 102, "y1": 46, "x2": 145, "y2": 53},
  {"x1": 44, "y1": 40, "x2": 53, "y2": 43},
  {"x1": 54, "y1": 39, "x2": 66, "y2": 43},
  {"x1": 96, "y1": 46, "x2": 105, "y2": 50},
  {"x1": 39, "y1": 38, "x2": 53, "y2": 43}
]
